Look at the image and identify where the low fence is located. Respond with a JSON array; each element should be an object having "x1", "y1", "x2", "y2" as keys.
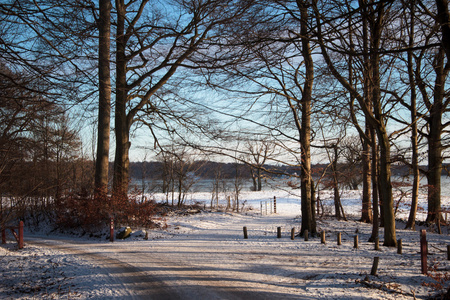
[
  {"x1": 2, "y1": 221, "x2": 24, "y2": 249},
  {"x1": 241, "y1": 226, "x2": 442, "y2": 276},
  {"x1": 260, "y1": 196, "x2": 277, "y2": 216}
]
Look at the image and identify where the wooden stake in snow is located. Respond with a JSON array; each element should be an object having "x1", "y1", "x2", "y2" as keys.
[
  {"x1": 337, "y1": 232, "x2": 341, "y2": 245},
  {"x1": 397, "y1": 239, "x2": 402, "y2": 254},
  {"x1": 371, "y1": 257, "x2": 379, "y2": 276},
  {"x1": 447, "y1": 245, "x2": 450, "y2": 260},
  {"x1": 243, "y1": 226, "x2": 248, "y2": 239},
  {"x1": 291, "y1": 228, "x2": 295, "y2": 240},
  {"x1": 110, "y1": 218, "x2": 114, "y2": 243},
  {"x1": 274, "y1": 196, "x2": 277, "y2": 214},
  {"x1": 277, "y1": 227, "x2": 281, "y2": 238},
  {"x1": 420, "y1": 230, "x2": 427, "y2": 274},
  {"x1": 321, "y1": 230, "x2": 326, "y2": 244},
  {"x1": 354, "y1": 235, "x2": 358, "y2": 249}
]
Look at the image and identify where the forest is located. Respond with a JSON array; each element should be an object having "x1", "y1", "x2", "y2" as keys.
[{"x1": 1, "y1": 0, "x2": 450, "y2": 247}]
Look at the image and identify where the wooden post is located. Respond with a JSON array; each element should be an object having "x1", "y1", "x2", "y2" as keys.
[
  {"x1": 397, "y1": 239, "x2": 403, "y2": 255},
  {"x1": 110, "y1": 218, "x2": 114, "y2": 242},
  {"x1": 291, "y1": 228, "x2": 295, "y2": 240},
  {"x1": 304, "y1": 229, "x2": 309, "y2": 241},
  {"x1": 277, "y1": 227, "x2": 281, "y2": 238},
  {"x1": 337, "y1": 232, "x2": 341, "y2": 246},
  {"x1": 243, "y1": 226, "x2": 248, "y2": 239},
  {"x1": 420, "y1": 230, "x2": 427, "y2": 274},
  {"x1": 374, "y1": 237, "x2": 380, "y2": 251},
  {"x1": 18, "y1": 221, "x2": 23, "y2": 249},
  {"x1": 273, "y1": 196, "x2": 277, "y2": 214},
  {"x1": 370, "y1": 257, "x2": 379, "y2": 276},
  {"x1": 447, "y1": 245, "x2": 450, "y2": 261},
  {"x1": 321, "y1": 230, "x2": 326, "y2": 244},
  {"x1": 354, "y1": 235, "x2": 358, "y2": 249}
]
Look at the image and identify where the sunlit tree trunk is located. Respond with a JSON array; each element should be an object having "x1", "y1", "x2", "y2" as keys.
[
  {"x1": 112, "y1": 0, "x2": 131, "y2": 200},
  {"x1": 298, "y1": 0, "x2": 316, "y2": 236},
  {"x1": 368, "y1": 1, "x2": 396, "y2": 246},
  {"x1": 94, "y1": 0, "x2": 111, "y2": 200},
  {"x1": 405, "y1": 0, "x2": 419, "y2": 229}
]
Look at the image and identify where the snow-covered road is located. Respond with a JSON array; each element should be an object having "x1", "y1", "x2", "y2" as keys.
[{"x1": 2, "y1": 190, "x2": 449, "y2": 299}]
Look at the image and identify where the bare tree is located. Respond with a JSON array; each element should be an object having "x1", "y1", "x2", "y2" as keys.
[
  {"x1": 314, "y1": 0, "x2": 399, "y2": 246},
  {"x1": 246, "y1": 139, "x2": 274, "y2": 191},
  {"x1": 94, "y1": 0, "x2": 112, "y2": 200},
  {"x1": 112, "y1": 0, "x2": 254, "y2": 200}
]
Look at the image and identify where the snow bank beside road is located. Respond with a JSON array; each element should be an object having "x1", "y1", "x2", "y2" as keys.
[{"x1": 0, "y1": 242, "x2": 126, "y2": 299}]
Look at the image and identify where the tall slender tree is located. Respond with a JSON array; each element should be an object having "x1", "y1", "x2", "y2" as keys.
[
  {"x1": 95, "y1": 0, "x2": 112, "y2": 200},
  {"x1": 315, "y1": 0, "x2": 397, "y2": 246}
]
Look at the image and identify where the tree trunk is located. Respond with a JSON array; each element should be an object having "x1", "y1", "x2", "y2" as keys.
[
  {"x1": 367, "y1": 0, "x2": 396, "y2": 246},
  {"x1": 424, "y1": 0, "x2": 450, "y2": 226},
  {"x1": 407, "y1": 127, "x2": 420, "y2": 228},
  {"x1": 369, "y1": 128, "x2": 379, "y2": 242},
  {"x1": 406, "y1": 1, "x2": 419, "y2": 230},
  {"x1": 332, "y1": 145, "x2": 342, "y2": 220},
  {"x1": 359, "y1": 4, "x2": 372, "y2": 224},
  {"x1": 435, "y1": 0, "x2": 450, "y2": 65},
  {"x1": 112, "y1": 0, "x2": 130, "y2": 201},
  {"x1": 298, "y1": 0, "x2": 316, "y2": 236},
  {"x1": 372, "y1": 50, "x2": 396, "y2": 247},
  {"x1": 361, "y1": 127, "x2": 372, "y2": 223},
  {"x1": 257, "y1": 168, "x2": 262, "y2": 191},
  {"x1": 426, "y1": 46, "x2": 447, "y2": 226},
  {"x1": 377, "y1": 129, "x2": 396, "y2": 246},
  {"x1": 426, "y1": 105, "x2": 443, "y2": 224},
  {"x1": 94, "y1": 0, "x2": 111, "y2": 200}
]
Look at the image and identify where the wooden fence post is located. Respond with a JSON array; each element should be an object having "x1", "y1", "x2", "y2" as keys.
[
  {"x1": 18, "y1": 221, "x2": 23, "y2": 249},
  {"x1": 420, "y1": 230, "x2": 428, "y2": 274},
  {"x1": 397, "y1": 239, "x2": 403, "y2": 254},
  {"x1": 291, "y1": 228, "x2": 295, "y2": 240},
  {"x1": 243, "y1": 226, "x2": 248, "y2": 239},
  {"x1": 371, "y1": 257, "x2": 379, "y2": 276},
  {"x1": 447, "y1": 245, "x2": 450, "y2": 261},
  {"x1": 110, "y1": 218, "x2": 114, "y2": 243},
  {"x1": 337, "y1": 232, "x2": 341, "y2": 246},
  {"x1": 321, "y1": 231, "x2": 326, "y2": 244},
  {"x1": 273, "y1": 196, "x2": 277, "y2": 214},
  {"x1": 354, "y1": 235, "x2": 358, "y2": 249},
  {"x1": 277, "y1": 227, "x2": 281, "y2": 238}
]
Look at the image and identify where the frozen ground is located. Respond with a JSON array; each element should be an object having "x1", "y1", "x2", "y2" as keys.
[{"x1": 1, "y1": 189, "x2": 450, "y2": 299}]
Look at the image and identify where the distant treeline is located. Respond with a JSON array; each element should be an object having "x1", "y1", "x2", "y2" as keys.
[
  {"x1": 129, "y1": 161, "x2": 446, "y2": 180},
  {"x1": 129, "y1": 161, "x2": 271, "y2": 180}
]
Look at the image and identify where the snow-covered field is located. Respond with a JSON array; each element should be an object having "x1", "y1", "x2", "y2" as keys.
[{"x1": 1, "y1": 189, "x2": 450, "y2": 299}]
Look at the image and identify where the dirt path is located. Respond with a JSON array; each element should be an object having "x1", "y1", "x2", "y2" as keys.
[
  {"x1": 27, "y1": 232, "x2": 308, "y2": 299},
  {"x1": 24, "y1": 210, "x2": 430, "y2": 299}
]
